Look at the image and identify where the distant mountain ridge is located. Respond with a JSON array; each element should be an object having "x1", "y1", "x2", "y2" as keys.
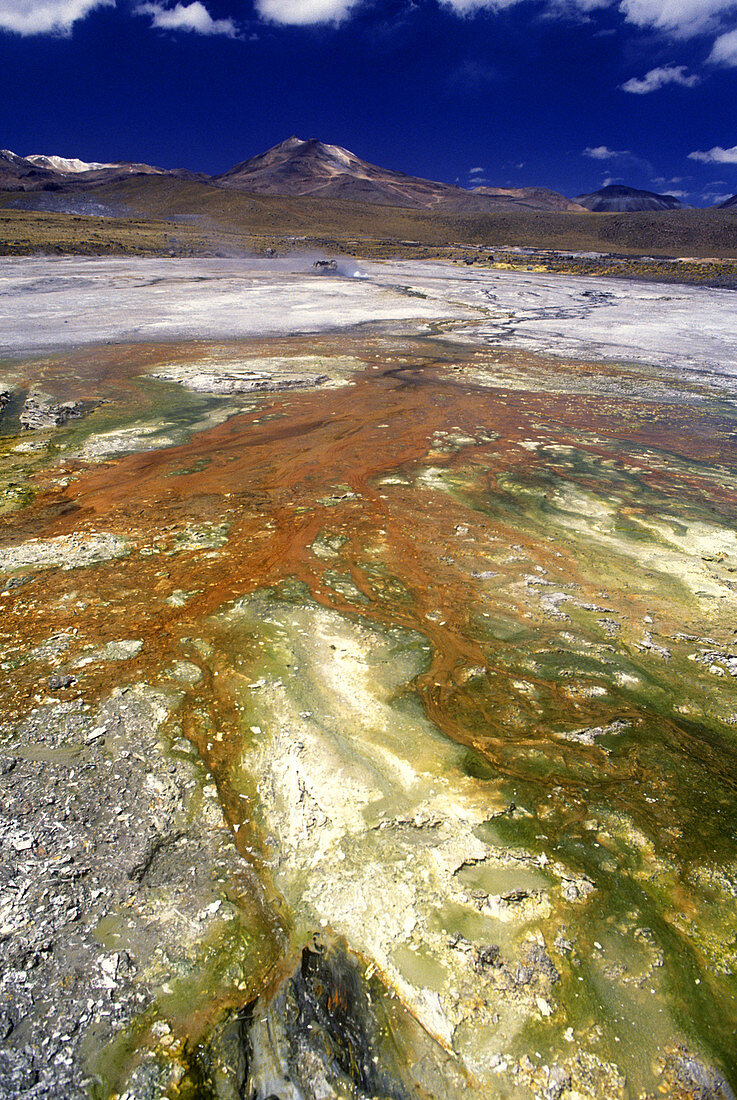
[
  {"x1": 26, "y1": 154, "x2": 122, "y2": 173},
  {"x1": 575, "y1": 184, "x2": 688, "y2": 212},
  {"x1": 1, "y1": 139, "x2": 730, "y2": 212},
  {"x1": 0, "y1": 138, "x2": 584, "y2": 212},
  {"x1": 0, "y1": 149, "x2": 199, "y2": 190}
]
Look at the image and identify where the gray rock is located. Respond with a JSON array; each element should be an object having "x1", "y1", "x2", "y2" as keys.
[
  {"x1": 0, "y1": 532, "x2": 129, "y2": 574},
  {"x1": 153, "y1": 367, "x2": 329, "y2": 395},
  {"x1": 526, "y1": 944, "x2": 560, "y2": 983},
  {"x1": 514, "y1": 965, "x2": 533, "y2": 986},
  {"x1": 0, "y1": 1049, "x2": 39, "y2": 1097},
  {"x1": 670, "y1": 1052, "x2": 736, "y2": 1100},
  {"x1": 20, "y1": 391, "x2": 83, "y2": 431},
  {"x1": 48, "y1": 672, "x2": 76, "y2": 690},
  {"x1": 0, "y1": 683, "x2": 257, "y2": 1098},
  {"x1": 545, "y1": 1064, "x2": 572, "y2": 1100},
  {"x1": 475, "y1": 944, "x2": 502, "y2": 971}
]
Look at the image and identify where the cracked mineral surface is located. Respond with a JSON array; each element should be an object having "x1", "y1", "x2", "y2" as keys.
[{"x1": 0, "y1": 256, "x2": 735, "y2": 1099}]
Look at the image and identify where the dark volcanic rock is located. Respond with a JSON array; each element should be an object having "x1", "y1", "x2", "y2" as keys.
[
  {"x1": 575, "y1": 184, "x2": 688, "y2": 212},
  {"x1": 662, "y1": 1048, "x2": 736, "y2": 1100},
  {"x1": 242, "y1": 938, "x2": 409, "y2": 1100},
  {"x1": 239, "y1": 935, "x2": 469, "y2": 1100},
  {"x1": 0, "y1": 150, "x2": 57, "y2": 192}
]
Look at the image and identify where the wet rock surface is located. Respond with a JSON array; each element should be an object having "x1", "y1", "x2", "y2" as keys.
[
  {"x1": 0, "y1": 533, "x2": 129, "y2": 575},
  {"x1": 243, "y1": 938, "x2": 413, "y2": 1100},
  {"x1": 19, "y1": 391, "x2": 84, "y2": 431},
  {"x1": 150, "y1": 366, "x2": 329, "y2": 395},
  {"x1": 147, "y1": 353, "x2": 359, "y2": 395}
]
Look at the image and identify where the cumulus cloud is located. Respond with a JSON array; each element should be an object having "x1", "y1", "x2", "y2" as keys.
[
  {"x1": 0, "y1": 0, "x2": 112, "y2": 35},
  {"x1": 438, "y1": 0, "x2": 737, "y2": 37},
  {"x1": 618, "y1": 0, "x2": 737, "y2": 38},
  {"x1": 688, "y1": 145, "x2": 737, "y2": 164},
  {"x1": 700, "y1": 189, "x2": 732, "y2": 203},
  {"x1": 469, "y1": 166, "x2": 485, "y2": 173},
  {"x1": 137, "y1": 0, "x2": 237, "y2": 34},
  {"x1": 709, "y1": 28, "x2": 737, "y2": 65},
  {"x1": 583, "y1": 144, "x2": 629, "y2": 159},
  {"x1": 255, "y1": 0, "x2": 360, "y2": 24},
  {"x1": 7, "y1": 0, "x2": 737, "y2": 48},
  {"x1": 621, "y1": 64, "x2": 699, "y2": 92}
]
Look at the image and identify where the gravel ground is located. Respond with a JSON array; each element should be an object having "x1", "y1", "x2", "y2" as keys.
[{"x1": 0, "y1": 682, "x2": 259, "y2": 1098}]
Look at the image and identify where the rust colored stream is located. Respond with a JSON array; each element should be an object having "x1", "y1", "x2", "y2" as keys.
[{"x1": 2, "y1": 335, "x2": 736, "y2": 761}]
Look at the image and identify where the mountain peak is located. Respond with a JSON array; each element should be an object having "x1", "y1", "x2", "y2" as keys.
[
  {"x1": 575, "y1": 183, "x2": 687, "y2": 211},
  {"x1": 212, "y1": 137, "x2": 589, "y2": 213}
]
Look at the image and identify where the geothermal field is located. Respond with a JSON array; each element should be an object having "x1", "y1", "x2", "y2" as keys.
[{"x1": 1, "y1": 255, "x2": 736, "y2": 1100}]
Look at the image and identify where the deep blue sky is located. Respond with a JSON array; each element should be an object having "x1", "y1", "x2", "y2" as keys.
[{"x1": 2, "y1": 0, "x2": 737, "y2": 204}]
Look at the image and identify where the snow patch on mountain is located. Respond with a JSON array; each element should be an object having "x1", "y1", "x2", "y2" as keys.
[{"x1": 26, "y1": 154, "x2": 121, "y2": 174}]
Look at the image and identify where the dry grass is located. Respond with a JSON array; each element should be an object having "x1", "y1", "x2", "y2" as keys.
[{"x1": 1, "y1": 176, "x2": 737, "y2": 267}]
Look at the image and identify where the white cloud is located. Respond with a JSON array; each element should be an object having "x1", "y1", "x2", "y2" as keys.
[
  {"x1": 662, "y1": 188, "x2": 689, "y2": 197},
  {"x1": 583, "y1": 144, "x2": 629, "y2": 159},
  {"x1": 137, "y1": 0, "x2": 237, "y2": 34},
  {"x1": 255, "y1": 0, "x2": 359, "y2": 24},
  {"x1": 438, "y1": 0, "x2": 737, "y2": 36},
  {"x1": 701, "y1": 189, "x2": 732, "y2": 203},
  {"x1": 688, "y1": 145, "x2": 737, "y2": 164},
  {"x1": 621, "y1": 63, "x2": 699, "y2": 92},
  {"x1": 709, "y1": 28, "x2": 737, "y2": 65},
  {"x1": 7, "y1": 0, "x2": 734, "y2": 45},
  {"x1": 440, "y1": 0, "x2": 519, "y2": 13},
  {"x1": 469, "y1": 166, "x2": 485, "y2": 173},
  {"x1": 0, "y1": 0, "x2": 112, "y2": 35},
  {"x1": 441, "y1": 0, "x2": 608, "y2": 14},
  {"x1": 619, "y1": 0, "x2": 737, "y2": 37}
]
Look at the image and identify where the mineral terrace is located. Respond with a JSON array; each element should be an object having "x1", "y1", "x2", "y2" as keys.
[{"x1": 0, "y1": 256, "x2": 735, "y2": 1100}]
